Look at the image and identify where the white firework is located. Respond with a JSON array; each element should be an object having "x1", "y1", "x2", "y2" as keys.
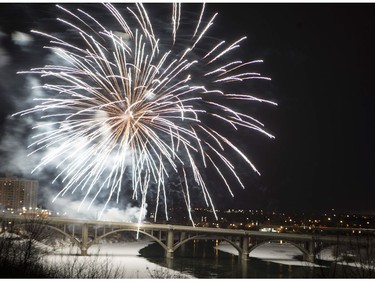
[{"x1": 14, "y1": 3, "x2": 276, "y2": 226}]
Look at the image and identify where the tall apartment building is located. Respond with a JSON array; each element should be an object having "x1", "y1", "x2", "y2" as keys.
[{"x1": 0, "y1": 174, "x2": 39, "y2": 211}]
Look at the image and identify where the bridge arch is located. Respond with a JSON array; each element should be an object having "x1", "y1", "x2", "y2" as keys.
[
  {"x1": 173, "y1": 235, "x2": 242, "y2": 255},
  {"x1": 87, "y1": 229, "x2": 168, "y2": 252},
  {"x1": 12, "y1": 221, "x2": 81, "y2": 248},
  {"x1": 249, "y1": 239, "x2": 311, "y2": 258}
]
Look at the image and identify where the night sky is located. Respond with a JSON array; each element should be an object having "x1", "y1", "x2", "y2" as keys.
[{"x1": 0, "y1": 3, "x2": 374, "y2": 215}]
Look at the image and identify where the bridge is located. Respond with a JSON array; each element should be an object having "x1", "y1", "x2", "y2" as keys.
[{"x1": 1, "y1": 214, "x2": 373, "y2": 263}]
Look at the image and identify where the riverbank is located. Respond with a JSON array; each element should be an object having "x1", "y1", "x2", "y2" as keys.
[{"x1": 44, "y1": 240, "x2": 194, "y2": 278}]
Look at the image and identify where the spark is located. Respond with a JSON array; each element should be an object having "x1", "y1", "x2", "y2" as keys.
[{"x1": 14, "y1": 3, "x2": 276, "y2": 225}]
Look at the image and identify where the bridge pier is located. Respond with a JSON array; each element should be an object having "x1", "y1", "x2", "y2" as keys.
[
  {"x1": 166, "y1": 229, "x2": 174, "y2": 259},
  {"x1": 80, "y1": 223, "x2": 89, "y2": 256},
  {"x1": 304, "y1": 253, "x2": 315, "y2": 263},
  {"x1": 303, "y1": 241, "x2": 315, "y2": 262},
  {"x1": 239, "y1": 258, "x2": 248, "y2": 277},
  {"x1": 241, "y1": 236, "x2": 250, "y2": 261}
]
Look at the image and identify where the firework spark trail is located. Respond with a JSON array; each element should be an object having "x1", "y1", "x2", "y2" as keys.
[{"x1": 14, "y1": 3, "x2": 276, "y2": 224}]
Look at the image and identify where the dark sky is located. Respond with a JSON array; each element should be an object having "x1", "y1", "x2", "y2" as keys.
[
  {"x1": 0, "y1": 3, "x2": 374, "y2": 215},
  {"x1": 213, "y1": 3, "x2": 375, "y2": 214}
]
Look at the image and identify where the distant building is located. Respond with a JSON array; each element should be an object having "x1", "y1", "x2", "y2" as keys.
[{"x1": 0, "y1": 174, "x2": 38, "y2": 212}]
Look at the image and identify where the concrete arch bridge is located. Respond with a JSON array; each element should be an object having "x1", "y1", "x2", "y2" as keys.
[{"x1": 1, "y1": 215, "x2": 372, "y2": 262}]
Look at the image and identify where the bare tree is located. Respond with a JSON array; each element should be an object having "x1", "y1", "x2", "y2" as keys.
[
  {"x1": 0, "y1": 215, "x2": 127, "y2": 278},
  {"x1": 308, "y1": 231, "x2": 375, "y2": 278}
]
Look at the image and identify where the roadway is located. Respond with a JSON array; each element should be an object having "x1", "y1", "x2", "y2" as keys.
[{"x1": 2, "y1": 214, "x2": 373, "y2": 244}]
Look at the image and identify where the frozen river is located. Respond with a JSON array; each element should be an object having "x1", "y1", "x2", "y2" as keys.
[
  {"x1": 43, "y1": 238, "x2": 335, "y2": 278},
  {"x1": 44, "y1": 240, "x2": 194, "y2": 278}
]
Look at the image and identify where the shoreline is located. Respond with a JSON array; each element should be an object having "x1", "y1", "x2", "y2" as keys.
[{"x1": 44, "y1": 240, "x2": 195, "y2": 278}]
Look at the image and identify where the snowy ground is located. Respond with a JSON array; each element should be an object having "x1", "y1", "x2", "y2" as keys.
[
  {"x1": 44, "y1": 239, "x2": 321, "y2": 279},
  {"x1": 44, "y1": 240, "x2": 194, "y2": 278}
]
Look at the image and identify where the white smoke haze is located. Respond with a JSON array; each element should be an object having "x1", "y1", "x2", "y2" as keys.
[
  {"x1": 24, "y1": 76, "x2": 45, "y2": 98},
  {"x1": 101, "y1": 204, "x2": 148, "y2": 222},
  {"x1": 11, "y1": 31, "x2": 33, "y2": 46},
  {"x1": 49, "y1": 195, "x2": 147, "y2": 223},
  {"x1": 0, "y1": 119, "x2": 37, "y2": 175},
  {"x1": 0, "y1": 14, "x2": 180, "y2": 226},
  {"x1": 0, "y1": 3, "x2": 276, "y2": 227},
  {"x1": 0, "y1": 51, "x2": 143, "y2": 222},
  {"x1": 0, "y1": 47, "x2": 10, "y2": 68},
  {"x1": 113, "y1": 31, "x2": 131, "y2": 43}
]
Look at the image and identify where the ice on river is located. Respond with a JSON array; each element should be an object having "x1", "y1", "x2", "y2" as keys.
[
  {"x1": 44, "y1": 240, "x2": 194, "y2": 278},
  {"x1": 216, "y1": 241, "x2": 317, "y2": 267},
  {"x1": 43, "y1": 238, "x2": 333, "y2": 278}
]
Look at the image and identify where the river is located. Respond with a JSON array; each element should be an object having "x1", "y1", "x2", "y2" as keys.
[
  {"x1": 139, "y1": 240, "x2": 313, "y2": 278},
  {"x1": 43, "y1": 237, "x2": 362, "y2": 278}
]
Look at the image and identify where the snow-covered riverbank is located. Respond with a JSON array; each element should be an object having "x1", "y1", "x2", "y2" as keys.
[
  {"x1": 44, "y1": 240, "x2": 318, "y2": 279},
  {"x1": 44, "y1": 240, "x2": 194, "y2": 278}
]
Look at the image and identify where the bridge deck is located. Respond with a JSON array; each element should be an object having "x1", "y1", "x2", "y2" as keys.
[{"x1": 2, "y1": 214, "x2": 373, "y2": 244}]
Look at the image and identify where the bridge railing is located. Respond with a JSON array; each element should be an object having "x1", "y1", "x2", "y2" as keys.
[{"x1": 1, "y1": 214, "x2": 374, "y2": 261}]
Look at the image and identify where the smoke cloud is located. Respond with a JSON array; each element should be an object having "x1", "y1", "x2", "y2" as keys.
[
  {"x1": 49, "y1": 194, "x2": 147, "y2": 223},
  {"x1": 0, "y1": 32, "x2": 146, "y2": 223}
]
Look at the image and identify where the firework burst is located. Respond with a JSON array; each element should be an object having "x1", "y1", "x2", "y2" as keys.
[{"x1": 14, "y1": 3, "x2": 276, "y2": 225}]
